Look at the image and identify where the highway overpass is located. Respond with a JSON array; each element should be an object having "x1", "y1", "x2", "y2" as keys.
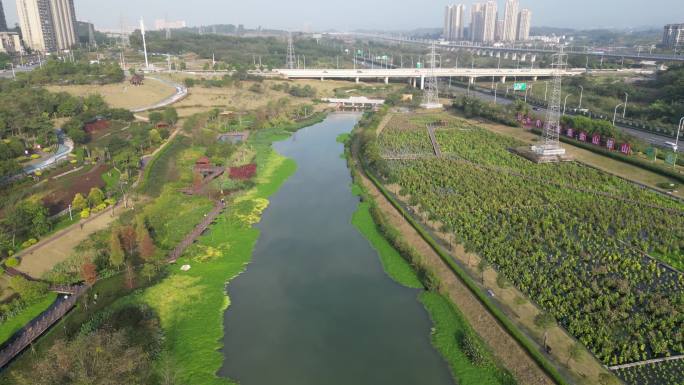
[{"x1": 275, "y1": 67, "x2": 584, "y2": 89}]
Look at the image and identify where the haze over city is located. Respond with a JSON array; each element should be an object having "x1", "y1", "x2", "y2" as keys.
[{"x1": 3, "y1": 0, "x2": 683, "y2": 30}]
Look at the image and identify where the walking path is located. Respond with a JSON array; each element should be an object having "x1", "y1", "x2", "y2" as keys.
[
  {"x1": 0, "y1": 285, "x2": 86, "y2": 369},
  {"x1": 167, "y1": 201, "x2": 226, "y2": 264},
  {"x1": 130, "y1": 76, "x2": 188, "y2": 113},
  {"x1": 15, "y1": 205, "x2": 122, "y2": 279}
]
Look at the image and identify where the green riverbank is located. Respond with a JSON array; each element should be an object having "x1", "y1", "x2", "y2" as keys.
[
  {"x1": 344, "y1": 133, "x2": 517, "y2": 385},
  {"x1": 121, "y1": 128, "x2": 297, "y2": 385}
]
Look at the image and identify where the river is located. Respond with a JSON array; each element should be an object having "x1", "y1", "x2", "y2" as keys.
[{"x1": 219, "y1": 113, "x2": 453, "y2": 385}]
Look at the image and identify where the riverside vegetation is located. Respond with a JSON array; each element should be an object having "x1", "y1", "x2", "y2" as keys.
[{"x1": 360, "y1": 110, "x2": 683, "y2": 385}]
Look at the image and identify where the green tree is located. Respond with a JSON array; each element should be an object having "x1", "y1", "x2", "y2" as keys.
[
  {"x1": 148, "y1": 112, "x2": 163, "y2": 127},
  {"x1": 9, "y1": 276, "x2": 48, "y2": 303},
  {"x1": 149, "y1": 129, "x2": 162, "y2": 144},
  {"x1": 141, "y1": 263, "x2": 156, "y2": 282},
  {"x1": 163, "y1": 107, "x2": 178, "y2": 125},
  {"x1": 136, "y1": 218, "x2": 156, "y2": 261},
  {"x1": 477, "y1": 258, "x2": 489, "y2": 283},
  {"x1": 71, "y1": 193, "x2": 87, "y2": 212},
  {"x1": 534, "y1": 312, "x2": 556, "y2": 330},
  {"x1": 87, "y1": 187, "x2": 105, "y2": 208},
  {"x1": 109, "y1": 231, "x2": 125, "y2": 268}
]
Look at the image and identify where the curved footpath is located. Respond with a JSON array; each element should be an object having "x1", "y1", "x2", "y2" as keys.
[{"x1": 130, "y1": 76, "x2": 188, "y2": 113}]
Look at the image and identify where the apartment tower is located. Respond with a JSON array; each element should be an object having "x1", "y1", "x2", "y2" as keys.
[
  {"x1": 517, "y1": 8, "x2": 532, "y2": 41},
  {"x1": 502, "y1": 0, "x2": 519, "y2": 42},
  {"x1": 443, "y1": 4, "x2": 466, "y2": 41},
  {"x1": 0, "y1": 0, "x2": 8, "y2": 31},
  {"x1": 16, "y1": 0, "x2": 76, "y2": 52}
]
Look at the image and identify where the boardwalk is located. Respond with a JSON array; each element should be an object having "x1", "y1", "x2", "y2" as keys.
[
  {"x1": 427, "y1": 124, "x2": 442, "y2": 158},
  {"x1": 167, "y1": 201, "x2": 227, "y2": 264},
  {"x1": 0, "y1": 286, "x2": 86, "y2": 369}
]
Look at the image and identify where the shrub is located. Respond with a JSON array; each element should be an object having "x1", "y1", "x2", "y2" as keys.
[
  {"x1": 4, "y1": 257, "x2": 19, "y2": 268},
  {"x1": 80, "y1": 208, "x2": 91, "y2": 219},
  {"x1": 460, "y1": 332, "x2": 489, "y2": 367}
]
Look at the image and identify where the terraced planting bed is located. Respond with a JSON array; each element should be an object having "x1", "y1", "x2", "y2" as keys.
[{"x1": 367, "y1": 113, "x2": 683, "y2": 384}]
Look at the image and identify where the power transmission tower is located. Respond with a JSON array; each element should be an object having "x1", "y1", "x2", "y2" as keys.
[
  {"x1": 420, "y1": 42, "x2": 443, "y2": 109},
  {"x1": 286, "y1": 32, "x2": 296, "y2": 69},
  {"x1": 533, "y1": 48, "x2": 567, "y2": 156}
]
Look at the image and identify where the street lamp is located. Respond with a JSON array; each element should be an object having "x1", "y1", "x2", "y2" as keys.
[
  {"x1": 563, "y1": 94, "x2": 572, "y2": 115},
  {"x1": 544, "y1": 81, "x2": 548, "y2": 102},
  {"x1": 623, "y1": 92, "x2": 629, "y2": 118},
  {"x1": 5, "y1": 63, "x2": 15, "y2": 80},
  {"x1": 578, "y1": 85, "x2": 584, "y2": 109},
  {"x1": 613, "y1": 103, "x2": 624, "y2": 127},
  {"x1": 494, "y1": 83, "x2": 498, "y2": 104},
  {"x1": 674, "y1": 117, "x2": 684, "y2": 153}
]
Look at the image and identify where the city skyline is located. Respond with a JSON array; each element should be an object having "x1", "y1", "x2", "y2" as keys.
[{"x1": 1, "y1": 0, "x2": 682, "y2": 32}]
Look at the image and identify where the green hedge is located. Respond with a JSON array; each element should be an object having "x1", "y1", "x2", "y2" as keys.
[
  {"x1": 362, "y1": 169, "x2": 570, "y2": 385},
  {"x1": 531, "y1": 128, "x2": 684, "y2": 184}
]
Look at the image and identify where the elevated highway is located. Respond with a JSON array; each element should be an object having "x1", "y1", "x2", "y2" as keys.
[{"x1": 275, "y1": 67, "x2": 583, "y2": 89}]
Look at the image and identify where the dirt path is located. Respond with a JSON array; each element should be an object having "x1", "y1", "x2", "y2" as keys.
[
  {"x1": 351, "y1": 140, "x2": 555, "y2": 385},
  {"x1": 15, "y1": 205, "x2": 123, "y2": 278}
]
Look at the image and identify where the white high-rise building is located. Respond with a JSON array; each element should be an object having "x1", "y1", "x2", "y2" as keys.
[
  {"x1": 15, "y1": 0, "x2": 75, "y2": 52},
  {"x1": 443, "y1": 4, "x2": 465, "y2": 41},
  {"x1": 495, "y1": 18, "x2": 504, "y2": 41},
  {"x1": 502, "y1": 0, "x2": 519, "y2": 42},
  {"x1": 482, "y1": 1, "x2": 497, "y2": 43},
  {"x1": 469, "y1": 3, "x2": 484, "y2": 42},
  {"x1": 49, "y1": 0, "x2": 76, "y2": 50},
  {"x1": 517, "y1": 8, "x2": 532, "y2": 41}
]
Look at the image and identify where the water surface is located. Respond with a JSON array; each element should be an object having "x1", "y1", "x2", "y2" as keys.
[{"x1": 220, "y1": 113, "x2": 453, "y2": 385}]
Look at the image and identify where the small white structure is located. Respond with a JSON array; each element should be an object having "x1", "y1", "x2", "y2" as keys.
[
  {"x1": 323, "y1": 96, "x2": 385, "y2": 110},
  {"x1": 180, "y1": 264, "x2": 191, "y2": 271}
]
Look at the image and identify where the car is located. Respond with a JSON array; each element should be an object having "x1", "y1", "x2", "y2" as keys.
[{"x1": 532, "y1": 107, "x2": 541, "y2": 111}]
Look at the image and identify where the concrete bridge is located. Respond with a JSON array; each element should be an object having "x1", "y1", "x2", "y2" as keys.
[{"x1": 275, "y1": 67, "x2": 583, "y2": 89}]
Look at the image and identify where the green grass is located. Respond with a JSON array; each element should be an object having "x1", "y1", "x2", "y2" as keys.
[
  {"x1": 123, "y1": 128, "x2": 297, "y2": 385},
  {"x1": 420, "y1": 292, "x2": 516, "y2": 385},
  {"x1": 352, "y1": 200, "x2": 423, "y2": 288},
  {"x1": 139, "y1": 136, "x2": 191, "y2": 197},
  {"x1": 0, "y1": 293, "x2": 57, "y2": 345}
]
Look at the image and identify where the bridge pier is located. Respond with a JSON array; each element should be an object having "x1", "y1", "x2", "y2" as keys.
[
  {"x1": 420, "y1": 75, "x2": 425, "y2": 90},
  {"x1": 384, "y1": 76, "x2": 389, "y2": 84},
  {"x1": 500, "y1": 76, "x2": 506, "y2": 83},
  {"x1": 356, "y1": 77, "x2": 359, "y2": 84},
  {"x1": 469, "y1": 77, "x2": 475, "y2": 84},
  {"x1": 520, "y1": 54, "x2": 527, "y2": 62},
  {"x1": 531, "y1": 54, "x2": 536, "y2": 62},
  {"x1": 504, "y1": 52, "x2": 509, "y2": 59},
  {"x1": 532, "y1": 76, "x2": 538, "y2": 81},
  {"x1": 320, "y1": 77, "x2": 324, "y2": 81}
]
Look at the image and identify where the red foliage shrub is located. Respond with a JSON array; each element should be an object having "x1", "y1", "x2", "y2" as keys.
[{"x1": 229, "y1": 164, "x2": 257, "y2": 180}]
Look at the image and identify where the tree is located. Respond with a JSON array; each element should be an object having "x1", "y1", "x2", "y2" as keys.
[
  {"x1": 9, "y1": 276, "x2": 48, "y2": 303},
  {"x1": 136, "y1": 218, "x2": 156, "y2": 261},
  {"x1": 80, "y1": 261, "x2": 98, "y2": 286},
  {"x1": 109, "y1": 231, "x2": 125, "y2": 268},
  {"x1": 149, "y1": 129, "x2": 162, "y2": 144},
  {"x1": 148, "y1": 112, "x2": 163, "y2": 127},
  {"x1": 477, "y1": 258, "x2": 489, "y2": 283},
  {"x1": 87, "y1": 187, "x2": 105, "y2": 208},
  {"x1": 6, "y1": 200, "x2": 49, "y2": 242},
  {"x1": 71, "y1": 193, "x2": 87, "y2": 212},
  {"x1": 142, "y1": 263, "x2": 156, "y2": 282},
  {"x1": 119, "y1": 226, "x2": 137, "y2": 256},
  {"x1": 163, "y1": 107, "x2": 178, "y2": 125},
  {"x1": 13, "y1": 329, "x2": 153, "y2": 385}
]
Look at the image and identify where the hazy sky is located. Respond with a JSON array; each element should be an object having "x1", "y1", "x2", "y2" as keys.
[{"x1": 2, "y1": 0, "x2": 681, "y2": 31}]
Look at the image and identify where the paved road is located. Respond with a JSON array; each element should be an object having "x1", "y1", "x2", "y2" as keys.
[
  {"x1": 130, "y1": 76, "x2": 188, "y2": 113},
  {"x1": 23, "y1": 132, "x2": 74, "y2": 174},
  {"x1": 443, "y1": 82, "x2": 683, "y2": 153}
]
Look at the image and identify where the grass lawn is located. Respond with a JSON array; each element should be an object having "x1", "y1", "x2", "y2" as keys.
[
  {"x1": 123, "y1": 128, "x2": 297, "y2": 385},
  {"x1": 352, "y1": 199, "x2": 423, "y2": 289},
  {"x1": 46, "y1": 78, "x2": 176, "y2": 110},
  {"x1": 0, "y1": 293, "x2": 58, "y2": 345},
  {"x1": 420, "y1": 291, "x2": 517, "y2": 385}
]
